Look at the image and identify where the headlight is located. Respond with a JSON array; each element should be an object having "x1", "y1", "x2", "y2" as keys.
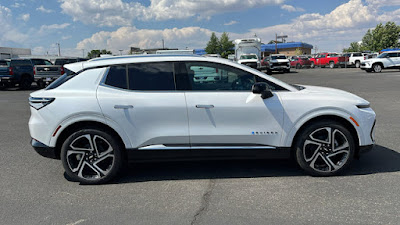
[{"x1": 29, "y1": 97, "x2": 55, "y2": 110}]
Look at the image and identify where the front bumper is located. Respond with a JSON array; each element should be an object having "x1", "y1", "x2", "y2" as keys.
[{"x1": 31, "y1": 138, "x2": 58, "y2": 159}]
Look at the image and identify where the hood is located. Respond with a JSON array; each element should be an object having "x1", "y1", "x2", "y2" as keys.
[{"x1": 301, "y1": 85, "x2": 370, "y2": 105}]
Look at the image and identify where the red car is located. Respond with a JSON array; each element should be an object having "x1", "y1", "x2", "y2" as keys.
[{"x1": 290, "y1": 56, "x2": 312, "y2": 69}]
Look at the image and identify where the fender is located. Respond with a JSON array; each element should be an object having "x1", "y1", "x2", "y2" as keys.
[
  {"x1": 282, "y1": 107, "x2": 362, "y2": 147},
  {"x1": 49, "y1": 112, "x2": 132, "y2": 149}
]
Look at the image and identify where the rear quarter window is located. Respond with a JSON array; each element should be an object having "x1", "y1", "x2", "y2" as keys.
[{"x1": 104, "y1": 65, "x2": 128, "y2": 89}]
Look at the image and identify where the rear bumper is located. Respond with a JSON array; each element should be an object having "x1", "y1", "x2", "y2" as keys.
[{"x1": 31, "y1": 139, "x2": 58, "y2": 159}]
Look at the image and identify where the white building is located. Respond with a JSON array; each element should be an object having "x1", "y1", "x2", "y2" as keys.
[{"x1": 0, "y1": 47, "x2": 31, "y2": 59}]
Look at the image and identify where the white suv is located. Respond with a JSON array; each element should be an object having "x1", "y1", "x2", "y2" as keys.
[
  {"x1": 29, "y1": 55, "x2": 376, "y2": 184},
  {"x1": 360, "y1": 51, "x2": 400, "y2": 72}
]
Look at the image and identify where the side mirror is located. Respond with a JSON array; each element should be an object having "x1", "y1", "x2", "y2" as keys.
[{"x1": 252, "y1": 82, "x2": 273, "y2": 99}]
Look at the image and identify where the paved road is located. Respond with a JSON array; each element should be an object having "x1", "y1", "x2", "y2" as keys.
[{"x1": 0, "y1": 68, "x2": 399, "y2": 225}]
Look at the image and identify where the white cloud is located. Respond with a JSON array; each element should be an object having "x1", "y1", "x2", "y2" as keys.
[
  {"x1": 20, "y1": 13, "x2": 30, "y2": 22},
  {"x1": 60, "y1": 0, "x2": 284, "y2": 27},
  {"x1": 11, "y1": 2, "x2": 26, "y2": 8},
  {"x1": 38, "y1": 23, "x2": 71, "y2": 34},
  {"x1": 281, "y1": 4, "x2": 304, "y2": 12},
  {"x1": 62, "y1": 35, "x2": 72, "y2": 40},
  {"x1": 0, "y1": 5, "x2": 28, "y2": 45},
  {"x1": 224, "y1": 20, "x2": 238, "y2": 26},
  {"x1": 76, "y1": 26, "x2": 215, "y2": 53},
  {"x1": 75, "y1": 0, "x2": 400, "y2": 54},
  {"x1": 36, "y1": 5, "x2": 54, "y2": 13}
]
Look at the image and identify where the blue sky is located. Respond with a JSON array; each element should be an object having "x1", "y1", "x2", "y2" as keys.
[{"x1": 0, "y1": 0, "x2": 399, "y2": 57}]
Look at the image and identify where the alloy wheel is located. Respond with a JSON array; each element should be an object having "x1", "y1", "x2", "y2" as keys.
[
  {"x1": 302, "y1": 127, "x2": 350, "y2": 173},
  {"x1": 66, "y1": 134, "x2": 115, "y2": 180},
  {"x1": 373, "y1": 64, "x2": 382, "y2": 72}
]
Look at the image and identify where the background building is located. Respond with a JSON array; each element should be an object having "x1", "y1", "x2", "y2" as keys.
[
  {"x1": 261, "y1": 42, "x2": 313, "y2": 57},
  {"x1": 0, "y1": 47, "x2": 31, "y2": 59}
]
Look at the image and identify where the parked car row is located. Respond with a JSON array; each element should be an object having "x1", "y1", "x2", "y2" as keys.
[{"x1": 0, "y1": 57, "x2": 87, "y2": 89}]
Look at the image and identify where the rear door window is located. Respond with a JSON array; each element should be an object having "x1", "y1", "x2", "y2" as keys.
[{"x1": 127, "y1": 62, "x2": 175, "y2": 91}]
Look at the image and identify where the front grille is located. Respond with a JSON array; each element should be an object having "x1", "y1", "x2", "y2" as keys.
[
  {"x1": 272, "y1": 62, "x2": 288, "y2": 66},
  {"x1": 244, "y1": 62, "x2": 257, "y2": 68}
]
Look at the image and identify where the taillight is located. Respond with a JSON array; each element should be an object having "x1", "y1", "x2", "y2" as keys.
[
  {"x1": 29, "y1": 97, "x2": 55, "y2": 110},
  {"x1": 215, "y1": 68, "x2": 218, "y2": 73},
  {"x1": 9, "y1": 67, "x2": 13, "y2": 75},
  {"x1": 60, "y1": 66, "x2": 65, "y2": 75},
  {"x1": 33, "y1": 67, "x2": 36, "y2": 75}
]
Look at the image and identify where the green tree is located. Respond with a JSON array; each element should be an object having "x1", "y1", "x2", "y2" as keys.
[
  {"x1": 219, "y1": 32, "x2": 234, "y2": 58},
  {"x1": 205, "y1": 32, "x2": 220, "y2": 54},
  {"x1": 346, "y1": 21, "x2": 400, "y2": 52},
  {"x1": 294, "y1": 48, "x2": 303, "y2": 55},
  {"x1": 343, "y1": 42, "x2": 362, "y2": 52},
  {"x1": 87, "y1": 49, "x2": 112, "y2": 59}
]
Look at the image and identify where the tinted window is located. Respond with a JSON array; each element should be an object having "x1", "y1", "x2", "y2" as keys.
[
  {"x1": 105, "y1": 65, "x2": 128, "y2": 89},
  {"x1": 31, "y1": 59, "x2": 53, "y2": 65},
  {"x1": 128, "y1": 62, "x2": 175, "y2": 91},
  {"x1": 11, "y1": 60, "x2": 31, "y2": 66},
  {"x1": 353, "y1": 53, "x2": 362, "y2": 57},
  {"x1": 388, "y1": 53, "x2": 398, "y2": 58},
  {"x1": 181, "y1": 61, "x2": 286, "y2": 91},
  {"x1": 46, "y1": 68, "x2": 77, "y2": 90}
]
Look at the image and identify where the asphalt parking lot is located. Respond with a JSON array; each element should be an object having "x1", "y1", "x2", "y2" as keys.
[{"x1": 1, "y1": 68, "x2": 399, "y2": 225}]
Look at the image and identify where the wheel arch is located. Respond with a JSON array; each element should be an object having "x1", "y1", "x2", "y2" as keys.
[
  {"x1": 287, "y1": 115, "x2": 361, "y2": 158},
  {"x1": 53, "y1": 120, "x2": 126, "y2": 159},
  {"x1": 372, "y1": 62, "x2": 384, "y2": 68}
]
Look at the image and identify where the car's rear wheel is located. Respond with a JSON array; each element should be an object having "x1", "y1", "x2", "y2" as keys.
[
  {"x1": 355, "y1": 61, "x2": 360, "y2": 68},
  {"x1": 296, "y1": 64, "x2": 301, "y2": 69},
  {"x1": 294, "y1": 120, "x2": 355, "y2": 176},
  {"x1": 373, "y1": 63, "x2": 382, "y2": 73},
  {"x1": 329, "y1": 62, "x2": 335, "y2": 69},
  {"x1": 37, "y1": 80, "x2": 46, "y2": 89},
  {"x1": 19, "y1": 76, "x2": 32, "y2": 90},
  {"x1": 61, "y1": 128, "x2": 123, "y2": 184},
  {"x1": 310, "y1": 62, "x2": 315, "y2": 68}
]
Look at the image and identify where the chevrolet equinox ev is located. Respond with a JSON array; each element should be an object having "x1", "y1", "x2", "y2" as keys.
[{"x1": 29, "y1": 55, "x2": 376, "y2": 184}]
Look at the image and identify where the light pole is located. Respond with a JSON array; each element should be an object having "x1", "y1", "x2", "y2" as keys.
[{"x1": 275, "y1": 34, "x2": 288, "y2": 54}]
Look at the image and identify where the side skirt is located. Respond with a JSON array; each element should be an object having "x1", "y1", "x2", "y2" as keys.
[{"x1": 126, "y1": 147, "x2": 292, "y2": 163}]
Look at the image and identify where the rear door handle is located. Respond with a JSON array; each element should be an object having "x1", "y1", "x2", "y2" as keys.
[
  {"x1": 196, "y1": 104, "x2": 214, "y2": 109},
  {"x1": 114, "y1": 105, "x2": 134, "y2": 109}
]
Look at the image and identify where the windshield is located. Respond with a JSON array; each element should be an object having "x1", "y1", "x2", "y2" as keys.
[
  {"x1": 377, "y1": 53, "x2": 388, "y2": 58},
  {"x1": 271, "y1": 55, "x2": 286, "y2": 60},
  {"x1": 240, "y1": 55, "x2": 257, "y2": 59}
]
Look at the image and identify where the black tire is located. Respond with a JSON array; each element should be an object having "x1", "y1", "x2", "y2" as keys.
[
  {"x1": 285, "y1": 69, "x2": 290, "y2": 73},
  {"x1": 294, "y1": 120, "x2": 355, "y2": 176},
  {"x1": 19, "y1": 76, "x2": 32, "y2": 90},
  {"x1": 296, "y1": 64, "x2": 301, "y2": 69},
  {"x1": 61, "y1": 128, "x2": 124, "y2": 184},
  {"x1": 310, "y1": 62, "x2": 315, "y2": 68},
  {"x1": 329, "y1": 62, "x2": 335, "y2": 69},
  {"x1": 37, "y1": 80, "x2": 46, "y2": 89},
  {"x1": 355, "y1": 61, "x2": 360, "y2": 68},
  {"x1": 373, "y1": 63, "x2": 382, "y2": 73},
  {"x1": 266, "y1": 69, "x2": 272, "y2": 75}
]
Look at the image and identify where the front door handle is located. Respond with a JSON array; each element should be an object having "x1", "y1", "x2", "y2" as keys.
[
  {"x1": 114, "y1": 105, "x2": 134, "y2": 109},
  {"x1": 196, "y1": 104, "x2": 214, "y2": 109}
]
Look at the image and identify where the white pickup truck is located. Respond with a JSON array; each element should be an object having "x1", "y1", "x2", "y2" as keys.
[{"x1": 342, "y1": 52, "x2": 366, "y2": 68}]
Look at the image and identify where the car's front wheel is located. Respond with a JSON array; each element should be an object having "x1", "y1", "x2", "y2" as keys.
[
  {"x1": 61, "y1": 128, "x2": 123, "y2": 184},
  {"x1": 373, "y1": 63, "x2": 382, "y2": 73},
  {"x1": 294, "y1": 120, "x2": 355, "y2": 176}
]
